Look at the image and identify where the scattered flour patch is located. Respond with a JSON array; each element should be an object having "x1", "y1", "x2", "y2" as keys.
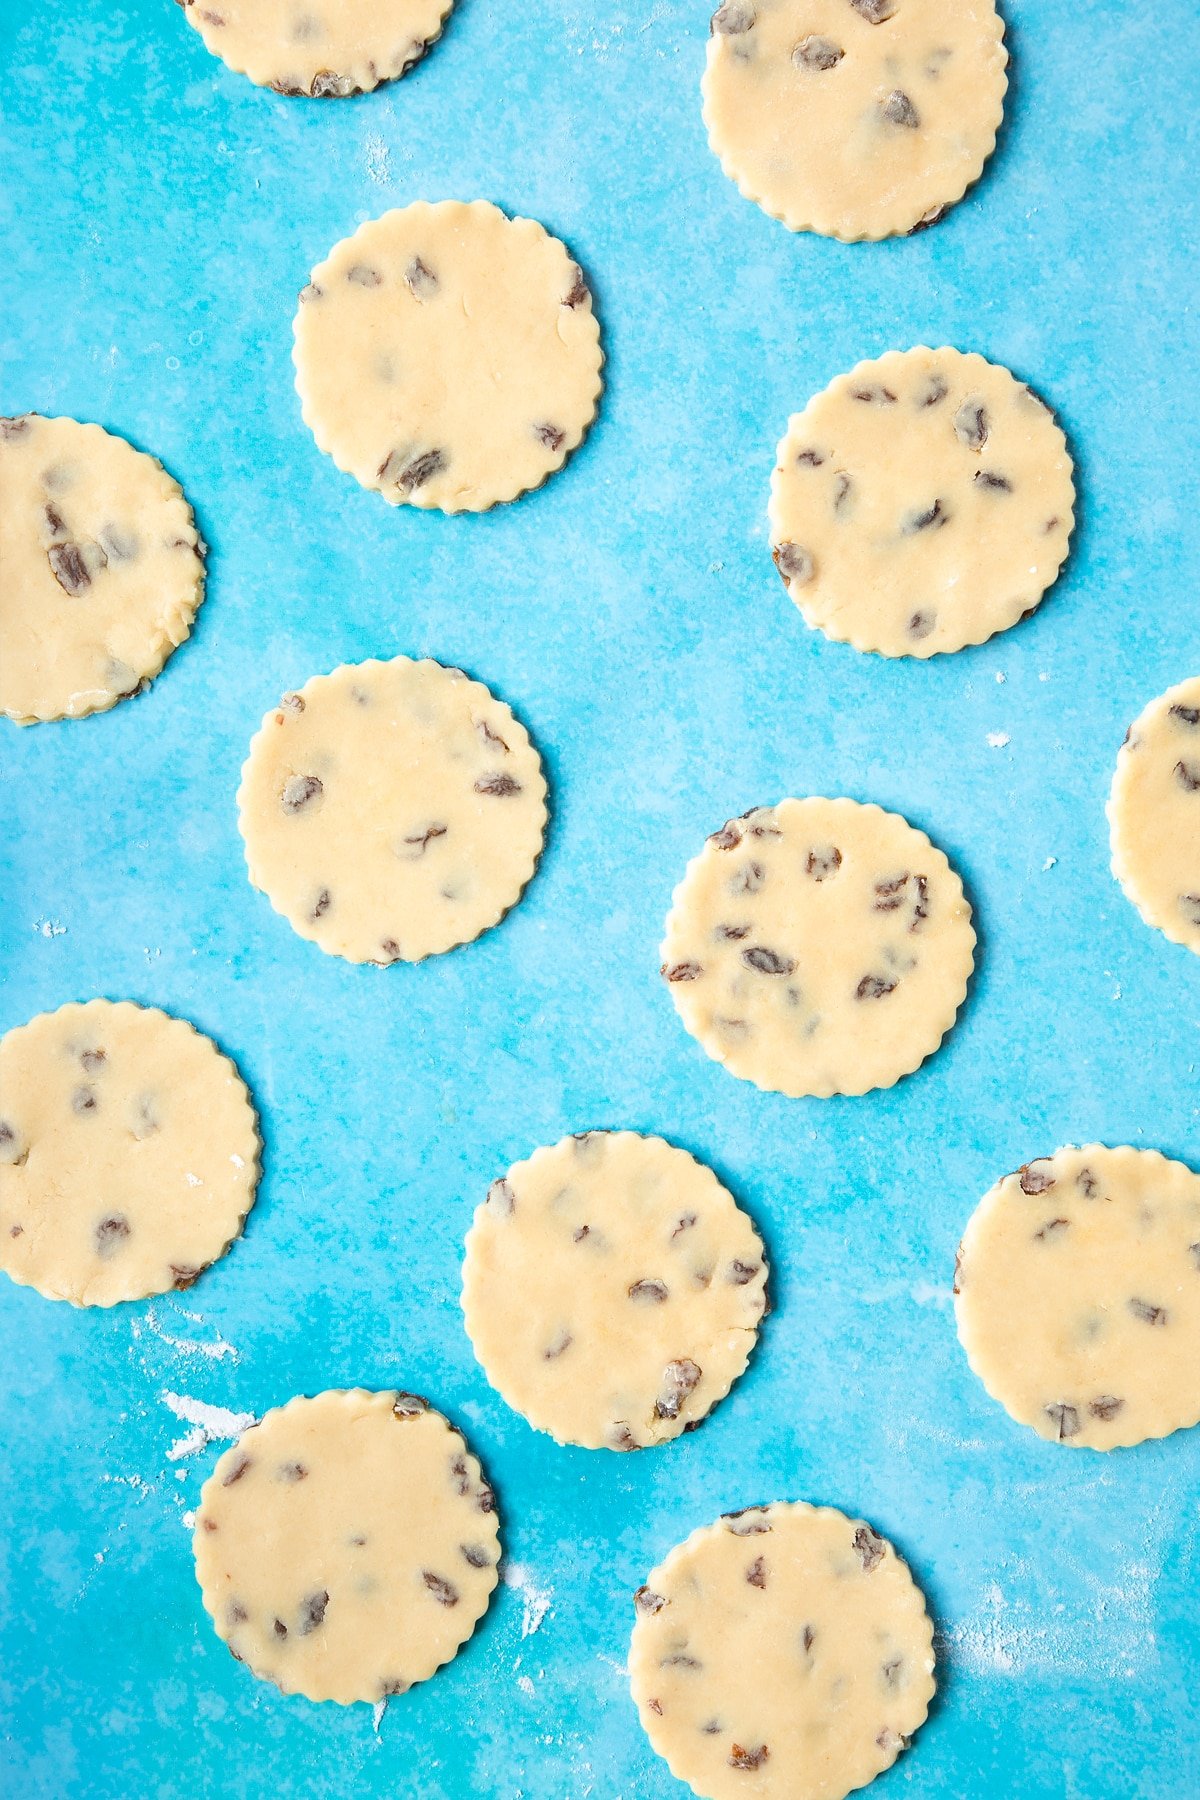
[
  {"x1": 181, "y1": 1509, "x2": 197, "y2": 1530},
  {"x1": 1042, "y1": 855, "x2": 1057, "y2": 871},
  {"x1": 503, "y1": 1562, "x2": 553, "y2": 1637},
  {"x1": 372, "y1": 1698, "x2": 387, "y2": 1735},
  {"x1": 137, "y1": 1305, "x2": 239, "y2": 1362},
  {"x1": 986, "y1": 731, "x2": 1010, "y2": 749},
  {"x1": 161, "y1": 1391, "x2": 255, "y2": 1461},
  {"x1": 364, "y1": 133, "x2": 391, "y2": 184},
  {"x1": 517, "y1": 1674, "x2": 536, "y2": 1697},
  {"x1": 994, "y1": 671, "x2": 1006, "y2": 684},
  {"x1": 32, "y1": 917, "x2": 67, "y2": 937}
]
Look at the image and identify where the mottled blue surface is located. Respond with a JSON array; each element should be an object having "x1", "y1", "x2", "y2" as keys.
[{"x1": 2, "y1": 0, "x2": 1199, "y2": 1794}]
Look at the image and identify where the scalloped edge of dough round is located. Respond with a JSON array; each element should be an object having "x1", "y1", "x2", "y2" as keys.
[
  {"x1": 193, "y1": 1387, "x2": 501, "y2": 1704},
  {"x1": 236, "y1": 656, "x2": 549, "y2": 965},
  {"x1": 1106, "y1": 676, "x2": 1200, "y2": 957},
  {"x1": 700, "y1": 6, "x2": 1008, "y2": 242},
  {"x1": 628, "y1": 1500, "x2": 937, "y2": 1800},
  {"x1": 766, "y1": 348, "x2": 1076, "y2": 659},
  {"x1": 0, "y1": 998, "x2": 260, "y2": 1308},
  {"x1": 660, "y1": 797, "x2": 976, "y2": 1099},
  {"x1": 954, "y1": 1142, "x2": 1200, "y2": 1451},
  {"x1": 460, "y1": 1129, "x2": 769, "y2": 1450},
  {"x1": 174, "y1": 0, "x2": 456, "y2": 97},
  {"x1": 1, "y1": 415, "x2": 206, "y2": 725},
  {"x1": 291, "y1": 201, "x2": 604, "y2": 514}
]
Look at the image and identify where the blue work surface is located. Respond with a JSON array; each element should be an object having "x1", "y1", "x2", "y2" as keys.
[{"x1": 2, "y1": 1, "x2": 1198, "y2": 1794}]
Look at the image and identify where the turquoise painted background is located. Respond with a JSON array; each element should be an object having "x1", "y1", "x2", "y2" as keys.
[{"x1": 1, "y1": 1, "x2": 1198, "y2": 1794}]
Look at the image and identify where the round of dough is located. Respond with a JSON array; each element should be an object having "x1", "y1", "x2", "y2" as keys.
[
  {"x1": 629, "y1": 1501, "x2": 936, "y2": 1800},
  {"x1": 462, "y1": 1131, "x2": 768, "y2": 1451},
  {"x1": 0, "y1": 1000, "x2": 259, "y2": 1307},
  {"x1": 702, "y1": 0, "x2": 1007, "y2": 241},
  {"x1": 660, "y1": 799, "x2": 974, "y2": 1098},
  {"x1": 768, "y1": 348, "x2": 1075, "y2": 658},
  {"x1": 175, "y1": 0, "x2": 454, "y2": 96},
  {"x1": 0, "y1": 415, "x2": 205, "y2": 724},
  {"x1": 193, "y1": 1389, "x2": 500, "y2": 1704},
  {"x1": 1107, "y1": 675, "x2": 1200, "y2": 957},
  {"x1": 293, "y1": 201, "x2": 603, "y2": 513},
  {"x1": 237, "y1": 656, "x2": 548, "y2": 965},
  {"x1": 955, "y1": 1145, "x2": 1200, "y2": 1451}
]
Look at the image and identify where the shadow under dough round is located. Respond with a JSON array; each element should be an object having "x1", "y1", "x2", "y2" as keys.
[
  {"x1": 237, "y1": 656, "x2": 548, "y2": 964},
  {"x1": 175, "y1": 0, "x2": 455, "y2": 96},
  {"x1": 293, "y1": 200, "x2": 603, "y2": 512},
  {"x1": 462, "y1": 1131, "x2": 768, "y2": 1450},
  {"x1": 193, "y1": 1390, "x2": 500, "y2": 1704},
  {"x1": 660, "y1": 798, "x2": 975, "y2": 1098},
  {"x1": 629, "y1": 1501, "x2": 936, "y2": 1800},
  {"x1": 0, "y1": 1000, "x2": 259, "y2": 1306},
  {"x1": 0, "y1": 415, "x2": 204, "y2": 723},
  {"x1": 768, "y1": 348, "x2": 1075, "y2": 658},
  {"x1": 955, "y1": 1144, "x2": 1200, "y2": 1450},
  {"x1": 1107, "y1": 674, "x2": 1200, "y2": 956},
  {"x1": 702, "y1": 0, "x2": 1007, "y2": 240}
]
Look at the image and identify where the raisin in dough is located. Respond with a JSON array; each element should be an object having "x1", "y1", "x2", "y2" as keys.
[
  {"x1": 0, "y1": 1001, "x2": 258, "y2": 1307},
  {"x1": 462, "y1": 1132, "x2": 767, "y2": 1451},
  {"x1": 702, "y1": 0, "x2": 1007, "y2": 241},
  {"x1": 630, "y1": 1502, "x2": 935, "y2": 1800},
  {"x1": 1107, "y1": 675, "x2": 1200, "y2": 956},
  {"x1": 0, "y1": 415, "x2": 204, "y2": 724},
  {"x1": 768, "y1": 349, "x2": 1075, "y2": 658},
  {"x1": 293, "y1": 201, "x2": 603, "y2": 513},
  {"x1": 955, "y1": 1145, "x2": 1200, "y2": 1451},
  {"x1": 238, "y1": 656, "x2": 547, "y2": 965},
  {"x1": 661, "y1": 799, "x2": 974, "y2": 1099},
  {"x1": 194, "y1": 1390, "x2": 500, "y2": 1704},
  {"x1": 175, "y1": 0, "x2": 453, "y2": 96}
]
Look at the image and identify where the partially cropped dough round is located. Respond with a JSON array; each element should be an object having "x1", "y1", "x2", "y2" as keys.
[
  {"x1": 462, "y1": 1131, "x2": 768, "y2": 1451},
  {"x1": 1107, "y1": 675, "x2": 1200, "y2": 956},
  {"x1": 175, "y1": 0, "x2": 454, "y2": 96},
  {"x1": 768, "y1": 349, "x2": 1075, "y2": 658},
  {"x1": 661, "y1": 799, "x2": 974, "y2": 1098},
  {"x1": 0, "y1": 1001, "x2": 259, "y2": 1306},
  {"x1": 237, "y1": 656, "x2": 547, "y2": 965},
  {"x1": 629, "y1": 1502, "x2": 936, "y2": 1800},
  {"x1": 0, "y1": 415, "x2": 204, "y2": 724},
  {"x1": 955, "y1": 1145, "x2": 1200, "y2": 1450},
  {"x1": 194, "y1": 1389, "x2": 500, "y2": 1704},
  {"x1": 293, "y1": 201, "x2": 603, "y2": 512},
  {"x1": 702, "y1": 0, "x2": 1007, "y2": 241}
]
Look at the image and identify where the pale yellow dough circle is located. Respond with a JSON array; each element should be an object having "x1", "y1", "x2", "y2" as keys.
[
  {"x1": 462, "y1": 1132, "x2": 767, "y2": 1452},
  {"x1": 293, "y1": 201, "x2": 603, "y2": 513},
  {"x1": 176, "y1": 0, "x2": 454, "y2": 96},
  {"x1": 194, "y1": 1389, "x2": 500, "y2": 1704},
  {"x1": 237, "y1": 656, "x2": 547, "y2": 965},
  {"x1": 630, "y1": 1501, "x2": 935, "y2": 1800},
  {"x1": 0, "y1": 415, "x2": 204, "y2": 724},
  {"x1": 702, "y1": 0, "x2": 1007, "y2": 241},
  {"x1": 955, "y1": 1145, "x2": 1200, "y2": 1451},
  {"x1": 661, "y1": 799, "x2": 974, "y2": 1098},
  {"x1": 768, "y1": 348, "x2": 1075, "y2": 658},
  {"x1": 1107, "y1": 675, "x2": 1200, "y2": 956},
  {"x1": 0, "y1": 1001, "x2": 259, "y2": 1307}
]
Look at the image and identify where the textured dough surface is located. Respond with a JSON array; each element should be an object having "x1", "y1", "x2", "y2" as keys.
[
  {"x1": 293, "y1": 201, "x2": 603, "y2": 512},
  {"x1": 629, "y1": 1502, "x2": 935, "y2": 1800},
  {"x1": 175, "y1": 0, "x2": 453, "y2": 95},
  {"x1": 768, "y1": 349, "x2": 1075, "y2": 658},
  {"x1": 194, "y1": 1390, "x2": 500, "y2": 1703},
  {"x1": 0, "y1": 1001, "x2": 258, "y2": 1307},
  {"x1": 955, "y1": 1145, "x2": 1200, "y2": 1450},
  {"x1": 702, "y1": 0, "x2": 1007, "y2": 240},
  {"x1": 462, "y1": 1131, "x2": 767, "y2": 1451},
  {"x1": 1107, "y1": 674, "x2": 1200, "y2": 956},
  {"x1": 237, "y1": 656, "x2": 547, "y2": 964},
  {"x1": 0, "y1": 415, "x2": 204, "y2": 723},
  {"x1": 661, "y1": 799, "x2": 974, "y2": 1098}
]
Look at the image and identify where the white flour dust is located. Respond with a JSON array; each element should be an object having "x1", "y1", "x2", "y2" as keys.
[
  {"x1": 133, "y1": 1305, "x2": 239, "y2": 1363},
  {"x1": 161, "y1": 1391, "x2": 255, "y2": 1461},
  {"x1": 503, "y1": 1562, "x2": 553, "y2": 1637},
  {"x1": 986, "y1": 730, "x2": 1011, "y2": 749}
]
